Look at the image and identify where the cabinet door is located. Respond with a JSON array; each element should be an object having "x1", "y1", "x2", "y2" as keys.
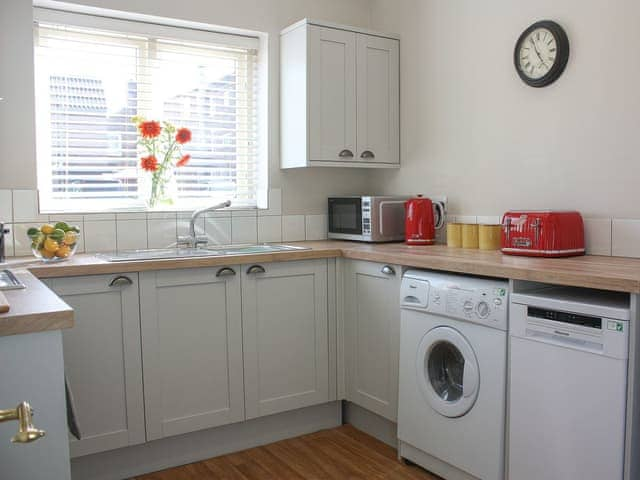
[
  {"x1": 308, "y1": 25, "x2": 357, "y2": 162},
  {"x1": 356, "y1": 34, "x2": 400, "y2": 165},
  {"x1": 344, "y1": 260, "x2": 401, "y2": 421},
  {"x1": 46, "y1": 274, "x2": 145, "y2": 457},
  {"x1": 140, "y1": 267, "x2": 244, "y2": 441},
  {"x1": 242, "y1": 260, "x2": 329, "y2": 419}
]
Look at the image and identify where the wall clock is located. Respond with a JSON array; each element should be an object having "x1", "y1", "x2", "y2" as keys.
[{"x1": 514, "y1": 20, "x2": 569, "y2": 87}]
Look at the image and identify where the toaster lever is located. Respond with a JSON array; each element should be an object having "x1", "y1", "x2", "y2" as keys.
[
  {"x1": 503, "y1": 217, "x2": 512, "y2": 244},
  {"x1": 531, "y1": 218, "x2": 541, "y2": 244}
]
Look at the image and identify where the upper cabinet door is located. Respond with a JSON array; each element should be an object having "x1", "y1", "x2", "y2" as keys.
[
  {"x1": 139, "y1": 267, "x2": 245, "y2": 441},
  {"x1": 308, "y1": 25, "x2": 357, "y2": 162},
  {"x1": 46, "y1": 274, "x2": 145, "y2": 458},
  {"x1": 356, "y1": 34, "x2": 400, "y2": 165},
  {"x1": 242, "y1": 259, "x2": 329, "y2": 419}
]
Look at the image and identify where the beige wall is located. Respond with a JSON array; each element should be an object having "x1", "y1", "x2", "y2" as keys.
[
  {"x1": 369, "y1": 0, "x2": 640, "y2": 218},
  {"x1": 0, "y1": 0, "x2": 373, "y2": 214}
]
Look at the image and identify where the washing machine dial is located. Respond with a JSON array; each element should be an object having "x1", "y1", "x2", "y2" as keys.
[
  {"x1": 463, "y1": 300, "x2": 475, "y2": 314},
  {"x1": 476, "y1": 301, "x2": 490, "y2": 319}
]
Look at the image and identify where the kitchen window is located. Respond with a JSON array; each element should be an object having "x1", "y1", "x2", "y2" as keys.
[{"x1": 33, "y1": 8, "x2": 264, "y2": 212}]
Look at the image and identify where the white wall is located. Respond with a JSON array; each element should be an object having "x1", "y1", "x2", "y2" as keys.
[
  {"x1": 0, "y1": 0, "x2": 373, "y2": 214},
  {"x1": 369, "y1": 0, "x2": 640, "y2": 218}
]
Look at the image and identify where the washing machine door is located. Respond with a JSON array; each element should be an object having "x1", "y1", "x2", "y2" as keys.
[{"x1": 416, "y1": 326, "x2": 479, "y2": 418}]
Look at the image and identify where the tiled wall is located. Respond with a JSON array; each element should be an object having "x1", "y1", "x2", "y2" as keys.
[
  {"x1": 442, "y1": 215, "x2": 635, "y2": 257},
  {"x1": 0, "y1": 188, "x2": 329, "y2": 257},
  {"x1": 2, "y1": 189, "x2": 638, "y2": 259}
]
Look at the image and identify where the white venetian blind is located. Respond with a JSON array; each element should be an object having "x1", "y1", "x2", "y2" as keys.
[{"x1": 34, "y1": 9, "x2": 260, "y2": 212}]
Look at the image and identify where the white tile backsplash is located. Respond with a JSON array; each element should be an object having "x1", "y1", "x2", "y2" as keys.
[
  {"x1": 231, "y1": 209, "x2": 258, "y2": 218},
  {"x1": 11, "y1": 223, "x2": 32, "y2": 256},
  {"x1": 612, "y1": 219, "x2": 640, "y2": 258},
  {"x1": 116, "y1": 219, "x2": 148, "y2": 251},
  {"x1": 49, "y1": 213, "x2": 84, "y2": 223},
  {"x1": 177, "y1": 213, "x2": 205, "y2": 237},
  {"x1": 147, "y1": 218, "x2": 177, "y2": 249},
  {"x1": 258, "y1": 188, "x2": 282, "y2": 216},
  {"x1": 205, "y1": 217, "x2": 232, "y2": 245},
  {"x1": 305, "y1": 214, "x2": 328, "y2": 241},
  {"x1": 84, "y1": 220, "x2": 117, "y2": 253},
  {"x1": 258, "y1": 216, "x2": 282, "y2": 243},
  {"x1": 282, "y1": 215, "x2": 305, "y2": 242},
  {"x1": 476, "y1": 216, "x2": 501, "y2": 225},
  {"x1": 584, "y1": 218, "x2": 612, "y2": 256},
  {"x1": 116, "y1": 212, "x2": 147, "y2": 221},
  {"x1": 0, "y1": 190, "x2": 13, "y2": 223},
  {"x1": 453, "y1": 215, "x2": 477, "y2": 224},
  {"x1": 232, "y1": 216, "x2": 257, "y2": 244},
  {"x1": 12, "y1": 190, "x2": 47, "y2": 223}
]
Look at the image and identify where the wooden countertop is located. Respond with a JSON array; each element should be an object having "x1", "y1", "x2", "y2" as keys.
[
  {"x1": 2, "y1": 239, "x2": 640, "y2": 337},
  {"x1": 6, "y1": 240, "x2": 640, "y2": 292},
  {"x1": 0, "y1": 271, "x2": 74, "y2": 337}
]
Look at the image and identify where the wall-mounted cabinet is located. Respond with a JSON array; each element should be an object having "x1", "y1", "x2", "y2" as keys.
[{"x1": 281, "y1": 19, "x2": 400, "y2": 169}]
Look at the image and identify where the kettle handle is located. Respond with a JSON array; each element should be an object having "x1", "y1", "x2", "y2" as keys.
[{"x1": 433, "y1": 201, "x2": 445, "y2": 230}]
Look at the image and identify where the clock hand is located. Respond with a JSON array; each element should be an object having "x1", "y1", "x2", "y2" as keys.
[{"x1": 530, "y1": 39, "x2": 548, "y2": 68}]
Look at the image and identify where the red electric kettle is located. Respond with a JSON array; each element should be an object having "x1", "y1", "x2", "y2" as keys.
[{"x1": 405, "y1": 195, "x2": 445, "y2": 245}]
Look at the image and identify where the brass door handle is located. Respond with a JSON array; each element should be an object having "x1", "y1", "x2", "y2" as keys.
[
  {"x1": 246, "y1": 265, "x2": 266, "y2": 274},
  {"x1": 0, "y1": 402, "x2": 45, "y2": 444},
  {"x1": 109, "y1": 276, "x2": 133, "y2": 287},
  {"x1": 216, "y1": 267, "x2": 236, "y2": 277}
]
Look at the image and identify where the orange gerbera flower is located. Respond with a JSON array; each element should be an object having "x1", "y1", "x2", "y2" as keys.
[
  {"x1": 176, "y1": 154, "x2": 191, "y2": 167},
  {"x1": 140, "y1": 155, "x2": 158, "y2": 171},
  {"x1": 175, "y1": 128, "x2": 192, "y2": 144},
  {"x1": 139, "y1": 121, "x2": 162, "y2": 138}
]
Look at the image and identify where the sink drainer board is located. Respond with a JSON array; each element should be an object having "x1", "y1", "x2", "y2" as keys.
[
  {"x1": 0, "y1": 270, "x2": 25, "y2": 290},
  {"x1": 97, "y1": 244, "x2": 309, "y2": 262}
]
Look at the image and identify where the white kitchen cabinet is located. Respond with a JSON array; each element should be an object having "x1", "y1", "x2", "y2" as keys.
[
  {"x1": 242, "y1": 259, "x2": 329, "y2": 419},
  {"x1": 45, "y1": 274, "x2": 145, "y2": 457},
  {"x1": 139, "y1": 266, "x2": 244, "y2": 441},
  {"x1": 344, "y1": 260, "x2": 401, "y2": 421},
  {"x1": 281, "y1": 19, "x2": 400, "y2": 169}
]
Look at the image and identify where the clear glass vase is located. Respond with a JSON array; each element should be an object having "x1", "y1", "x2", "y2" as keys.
[{"x1": 145, "y1": 168, "x2": 177, "y2": 209}]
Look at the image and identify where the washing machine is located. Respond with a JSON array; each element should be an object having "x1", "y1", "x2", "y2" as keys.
[{"x1": 398, "y1": 270, "x2": 509, "y2": 480}]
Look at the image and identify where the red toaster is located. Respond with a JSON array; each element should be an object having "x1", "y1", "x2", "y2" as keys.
[{"x1": 501, "y1": 211, "x2": 585, "y2": 257}]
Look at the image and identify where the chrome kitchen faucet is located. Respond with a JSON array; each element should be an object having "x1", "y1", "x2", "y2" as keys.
[{"x1": 177, "y1": 200, "x2": 231, "y2": 248}]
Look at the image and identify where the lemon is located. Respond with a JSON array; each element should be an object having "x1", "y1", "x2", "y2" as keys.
[
  {"x1": 63, "y1": 231, "x2": 77, "y2": 246},
  {"x1": 40, "y1": 248, "x2": 55, "y2": 259},
  {"x1": 56, "y1": 245, "x2": 71, "y2": 258},
  {"x1": 44, "y1": 237, "x2": 59, "y2": 253},
  {"x1": 41, "y1": 224, "x2": 55, "y2": 234}
]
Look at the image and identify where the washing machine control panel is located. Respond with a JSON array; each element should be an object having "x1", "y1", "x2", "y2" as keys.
[{"x1": 402, "y1": 271, "x2": 509, "y2": 330}]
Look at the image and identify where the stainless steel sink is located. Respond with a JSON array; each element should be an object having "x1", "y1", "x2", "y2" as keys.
[{"x1": 97, "y1": 244, "x2": 309, "y2": 262}]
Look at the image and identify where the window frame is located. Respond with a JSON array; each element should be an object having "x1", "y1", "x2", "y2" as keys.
[{"x1": 33, "y1": 6, "x2": 267, "y2": 213}]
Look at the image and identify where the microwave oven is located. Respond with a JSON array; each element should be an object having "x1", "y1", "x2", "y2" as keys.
[{"x1": 328, "y1": 196, "x2": 410, "y2": 242}]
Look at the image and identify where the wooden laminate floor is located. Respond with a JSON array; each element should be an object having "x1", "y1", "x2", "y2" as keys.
[{"x1": 132, "y1": 425, "x2": 439, "y2": 480}]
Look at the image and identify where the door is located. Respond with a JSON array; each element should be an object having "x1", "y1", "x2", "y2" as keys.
[
  {"x1": 46, "y1": 274, "x2": 145, "y2": 457},
  {"x1": 308, "y1": 25, "x2": 357, "y2": 162},
  {"x1": 356, "y1": 34, "x2": 399, "y2": 165},
  {"x1": 344, "y1": 260, "x2": 401, "y2": 421},
  {"x1": 242, "y1": 260, "x2": 329, "y2": 419},
  {"x1": 0, "y1": 331, "x2": 71, "y2": 479},
  {"x1": 416, "y1": 326, "x2": 479, "y2": 418},
  {"x1": 139, "y1": 266, "x2": 244, "y2": 441}
]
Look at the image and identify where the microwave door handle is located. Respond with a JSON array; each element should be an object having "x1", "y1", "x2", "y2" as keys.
[{"x1": 378, "y1": 200, "x2": 407, "y2": 236}]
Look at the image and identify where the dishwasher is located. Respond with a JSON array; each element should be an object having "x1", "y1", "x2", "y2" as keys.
[{"x1": 508, "y1": 286, "x2": 630, "y2": 480}]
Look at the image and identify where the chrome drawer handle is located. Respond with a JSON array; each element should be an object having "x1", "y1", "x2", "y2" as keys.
[
  {"x1": 381, "y1": 265, "x2": 396, "y2": 276},
  {"x1": 360, "y1": 150, "x2": 375, "y2": 159},
  {"x1": 246, "y1": 265, "x2": 266, "y2": 274},
  {"x1": 339, "y1": 149, "x2": 354, "y2": 158},
  {"x1": 216, "y1": 267, "x2": 236, "y2": 277},
  {"x1": 109, "y1": 276, "x2": 133, "y2": 287}
]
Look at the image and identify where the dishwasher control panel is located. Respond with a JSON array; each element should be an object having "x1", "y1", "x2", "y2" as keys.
[{"x1": 402, "y1": 270, "x2": 509, "y2": 330}]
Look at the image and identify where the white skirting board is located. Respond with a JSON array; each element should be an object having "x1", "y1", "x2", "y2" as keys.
[
  {"x1": 71, "y1": 401, "x2": 342, "y2": 480},
  {"x1": 342, "y1": 401, "x2": 397, "y2": 448}
]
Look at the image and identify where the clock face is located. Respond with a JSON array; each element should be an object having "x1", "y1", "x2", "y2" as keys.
[
  {"x1": 514, "y1": 20, "x2": 569, "y2": 87},
  {"x1": 518, "y1": 28, "x2": 557, "y2": 80}
]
